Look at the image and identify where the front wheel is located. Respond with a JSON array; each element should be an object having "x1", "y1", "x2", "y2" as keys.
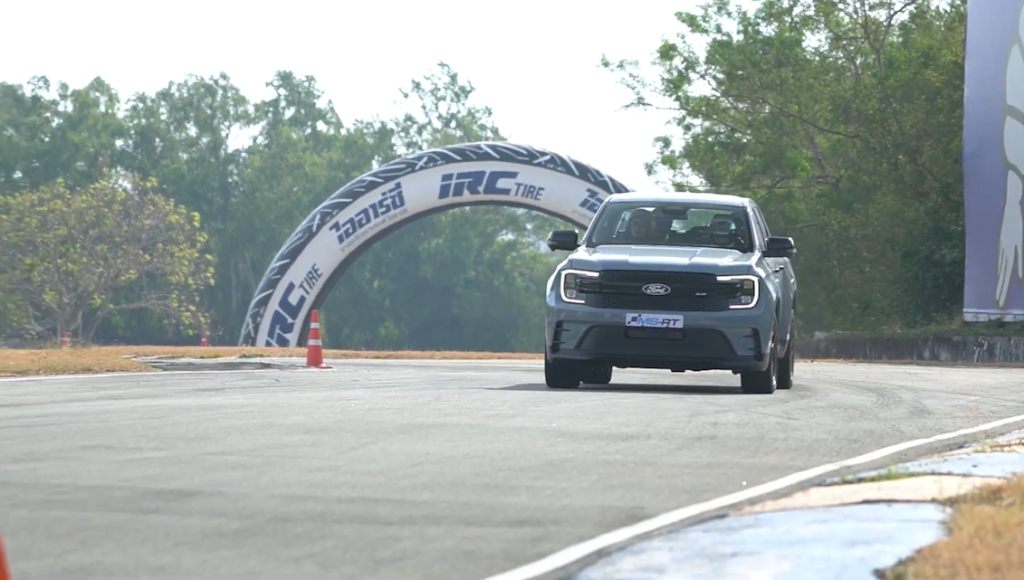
[
  {"x1": 777, "y1": 333, "x2": 795, "y2": 390},
  {"x1": 545, "y1": 356, "x2": 581, "y2": 389},
  {"x1": 740, "y1": 324, "x2": 778, "y2": 394}
]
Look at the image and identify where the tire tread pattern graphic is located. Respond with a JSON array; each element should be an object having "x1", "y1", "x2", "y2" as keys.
[
  {"x1": 239, "y1": 141, "x2": 632, "y2": 346},
  {"x1": 1000, "y1": 7, "x2": 1024, "y2": 308}
]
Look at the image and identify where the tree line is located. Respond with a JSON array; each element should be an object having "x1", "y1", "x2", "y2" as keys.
[
  {"x1": 0, "y1": 0, "x2": 972, "y2": 350},
  {"x1": 603, "y1": 0, "x2": 968, "y2": 333},
  {"x1": 0, "y1": 64, "x2": 566, "y2": 350}
]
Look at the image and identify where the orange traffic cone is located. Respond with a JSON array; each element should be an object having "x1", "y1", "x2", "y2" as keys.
[
  {"x1": 200, "y1": 331, "x2": 208, "y2": 347},
  {"x1": 305, "y1": 310, "x2": 331, "y2": 369},
  {"x1": 0, "y1": 524, "x2": 11, "y2": 580},
  {"x1": 60, "y1": 331, "x2": 69, "y2": 349}
]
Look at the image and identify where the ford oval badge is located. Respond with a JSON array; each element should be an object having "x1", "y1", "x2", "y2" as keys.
[{"x1": 642, "y1": 283, "x2": 671, "y2": 296}]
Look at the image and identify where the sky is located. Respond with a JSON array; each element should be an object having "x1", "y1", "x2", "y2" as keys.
[{"x1": 0, "y1": 0, "x2": 731, "y2": 193}]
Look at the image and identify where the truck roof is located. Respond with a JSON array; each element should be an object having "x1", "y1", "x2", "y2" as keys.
[{"x1": 605, "y1": 191, "x2": 753, "y2": 207}]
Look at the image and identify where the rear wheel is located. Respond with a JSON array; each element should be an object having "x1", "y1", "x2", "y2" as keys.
[
  {"x1": 545, "y1": 356, "x2": 580, "y2": 389},
  {"x1": 741, "y1": 324, "x2": 778, "y2": 394},
  {"x1": 580, "y1": 364, "x2": 612, "y2": 385}
]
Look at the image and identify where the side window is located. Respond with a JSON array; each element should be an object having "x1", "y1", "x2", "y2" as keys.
[
  {"x1": 751, "y1": 206, "x2": 771, "y2": 243},
  {"x1": 758, "y1": 209, "x2": 772, "y2": 237}
]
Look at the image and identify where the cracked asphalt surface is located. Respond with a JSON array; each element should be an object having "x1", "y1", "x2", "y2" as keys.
[{"x1": 2, "y1": 360, "x2": 1024, "y2": 579}]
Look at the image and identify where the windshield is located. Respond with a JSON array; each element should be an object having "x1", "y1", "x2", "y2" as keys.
[{"x1": 584, "y1": 200, "x2": 754, "y2": 252}]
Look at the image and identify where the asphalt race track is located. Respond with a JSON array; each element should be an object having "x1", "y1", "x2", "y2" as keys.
[{"x1": 2, "y1": 360, "x2": 1024, "y2": 579}]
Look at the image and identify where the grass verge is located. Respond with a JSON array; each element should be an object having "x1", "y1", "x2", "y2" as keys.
[
  {"x1": 878, "y1": 475, "x2": 1024, "y2": 579},
  {"x1": 827, "y1": 316, "x2": 1024, "y2": 338},
  {"x1": 0, "y1": 346, "x2": 542, "y2": 377},
  {"x1": 797, "y1": 358, "x2": 1024, "y2": 368}
]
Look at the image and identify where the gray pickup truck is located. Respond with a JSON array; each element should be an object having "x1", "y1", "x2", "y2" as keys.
[{"x1": 543, "y1": 191, "x2": 797, "y2": 394}]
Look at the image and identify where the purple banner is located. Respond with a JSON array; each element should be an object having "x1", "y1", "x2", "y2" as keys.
[{"x1": 963, "y1": 0, "x2": 1024, "y2": 321}]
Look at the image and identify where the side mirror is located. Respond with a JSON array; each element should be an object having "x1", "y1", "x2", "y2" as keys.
[
  {"x1": 764, "y1": 236, "x2": 796, "y2": 258},
  {"x1": 547, "y1": 230, "x2": 579, "y2": 252}
]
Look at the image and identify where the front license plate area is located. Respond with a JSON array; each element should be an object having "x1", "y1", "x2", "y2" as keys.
[
  {"x1": 625, "y1": 312, "x2": 684, "y2": 329},
  {"x1": 625, "y1": 327, "x2": 686, "y2": 340}
]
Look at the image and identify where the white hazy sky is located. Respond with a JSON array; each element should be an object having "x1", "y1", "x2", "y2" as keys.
[{"x1": 1, "y1": 0, "x2": 735, "y2": 192}]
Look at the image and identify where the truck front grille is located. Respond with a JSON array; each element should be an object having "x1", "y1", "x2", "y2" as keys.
[{"x1": 576, "y1": 270, "x2": 741, "y2": 312}]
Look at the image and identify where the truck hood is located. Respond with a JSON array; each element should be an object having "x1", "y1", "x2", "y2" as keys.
[{"x1": 569, "y1": 245, "x2": 757, "y2": 273}]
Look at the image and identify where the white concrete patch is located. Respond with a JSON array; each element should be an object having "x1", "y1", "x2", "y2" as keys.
[
  {"x1": 733, "y1": 475, "x2": 1005, "y2": 515},
  {"x1": 482, "y1": 412, "x2": 1024, "y2": 580}
]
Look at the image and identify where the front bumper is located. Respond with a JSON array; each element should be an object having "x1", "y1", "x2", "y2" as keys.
[{"x1": 545, "y1": 295, "x2": 775, "y2": 373}]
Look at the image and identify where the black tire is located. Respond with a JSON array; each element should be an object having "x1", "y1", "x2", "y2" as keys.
[
  {"x1": 545, "y1": 356, "x2": 581, "y2": 389},
  {"x1": 741, "y1": 323, "x2": 778, "y2": 394},
  {"x1": 777, "y1": 331, "x2": 795, "y2": 390},
  {"x1": 580, "y1": 365, "x2": 612, "y2": 385}
]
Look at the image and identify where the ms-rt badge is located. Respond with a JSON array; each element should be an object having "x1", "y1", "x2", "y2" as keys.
[{"x1": 625, "y1": 313, "x2": 684, "y2": 328}]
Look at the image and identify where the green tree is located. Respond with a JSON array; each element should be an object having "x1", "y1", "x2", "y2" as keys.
[
  {"x1": 0, "y1": 173, "x2": 215, "y2": 342},
  {"x1": 0, "y1": 64, "x2": 576, "y2": 351},
  {"x1": 116, "y1": 73, "x2": 254, "y2": 341},
  {"x1": 602, "y1": 0, "x2": 966, "y2": 333},
  {"x1": 120, "y1": 72, "x2": 253, "y2": 230},
  {"x1": 0, "y1": 76, "x2": 125, "y2": 195},
  {"x1": 322, "y1": 62, "x2": 567, "y2": 351},
  {"x1": 226, "y1": 72, "x2": 396, "y2": 340}
]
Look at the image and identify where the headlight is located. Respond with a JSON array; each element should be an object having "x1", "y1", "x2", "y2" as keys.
[
  {"x1": 559, "y1": 269, "x2": 599, "y2": 304},
  {"x1": 717, "y1": 275, "x2": 759, "y2": 309}
]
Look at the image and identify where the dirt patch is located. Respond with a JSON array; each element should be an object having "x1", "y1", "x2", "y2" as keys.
[
  {"x1": 0, "y1": 346, "x2": 542, "y2": 377},
  {"x1": 878, "y1": 475, "x2": 1024, "y2": 579}
]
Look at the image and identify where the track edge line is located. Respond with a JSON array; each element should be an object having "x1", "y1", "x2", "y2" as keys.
[{"x1": 480, "y1": 412, "x2": 1024, "y2": 580}]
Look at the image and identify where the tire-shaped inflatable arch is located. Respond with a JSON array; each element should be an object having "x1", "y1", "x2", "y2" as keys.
[{"x1": 238, "y1": 141, "x2": 633, "y2": 347}]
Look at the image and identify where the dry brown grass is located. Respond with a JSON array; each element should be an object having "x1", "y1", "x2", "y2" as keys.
[
  {"x1": 0, "y1": 346, "x2": 542, "y2": 377},
  {"x1": 879, "y1": 475, "x2": 1024, "y2": 579}
]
